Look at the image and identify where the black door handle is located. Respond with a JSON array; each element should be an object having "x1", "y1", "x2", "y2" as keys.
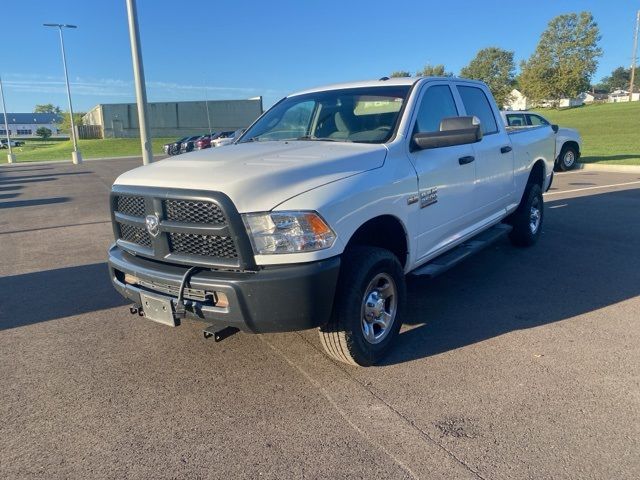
[
  {"x1": 500, "y1": 146, "x2": 512, "y2": 154},
  {"x1": 458, "y1": 156, "x2": 475, "y2": 165}
]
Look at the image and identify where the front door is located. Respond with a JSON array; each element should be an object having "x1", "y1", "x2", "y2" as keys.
[{"x1": 407, "y1": 84, "x2": 477, "y2": 261}]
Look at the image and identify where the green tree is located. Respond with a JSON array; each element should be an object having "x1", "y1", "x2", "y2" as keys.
[
  {"x1": 36, "y1": 127, "x2": 52, "y2": 139},
  {"x1": 416, "y1": 64, "x2": 453, "y2": 77},
  {"x1": 519, "y1": 12, "x2": 602, "y2": 106},
  {"x1": 34, "y1": 104, "x2": 62, "y2": 114},
  {"x1": 58, "y1": 112, "x2": 85, "y2": 135},
  {"x1": 389, "y1": 70, "x2": 411, "y2": 78},
  {"x1": 460, "y1": 47, "x2": 516, "y2": 107},
  {"x1": 598, "y1": 66, "x2": 639, "y2": 92}
]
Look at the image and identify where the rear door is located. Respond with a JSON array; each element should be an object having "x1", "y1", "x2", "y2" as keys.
[
  {"x1": 456, "y1": 84, "x2": 514, "y2": 220},
  {"x1": 407, "y1": 83, "x2": 477, "y2": 260}
]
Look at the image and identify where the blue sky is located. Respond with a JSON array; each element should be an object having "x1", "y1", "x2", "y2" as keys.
[{"x1": 2, "y1": 0, "x2": 639, "y2": 112}]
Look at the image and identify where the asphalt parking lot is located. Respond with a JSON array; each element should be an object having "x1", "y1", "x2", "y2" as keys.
[{"x1": 1, "y1": 159, "x2": 639, "y2": 479}]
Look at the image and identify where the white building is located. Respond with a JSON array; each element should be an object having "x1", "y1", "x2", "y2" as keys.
[
  {"x1": 0, "y1": 113, "x2": 63, "y2": 137},
  {"x1": 503, "y1": 89, "x2": 530, "y2": 110},
  {"x1": 503, "y1": 89, "x2": 584, "y2": 110},
  {"x1": 608, "y1": 89, "x2": 640, "y2": 103}
]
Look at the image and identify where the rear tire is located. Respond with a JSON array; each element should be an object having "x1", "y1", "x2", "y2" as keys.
[
  {"x1": 557, "y1": 145, "x2": 578, "y2": 171},
  {"x1": 508, "y1": 183, "x2": 543, "y2": 247},
  {"x1": 319, "y1": 246, "x2": 405, "y2": 366}
]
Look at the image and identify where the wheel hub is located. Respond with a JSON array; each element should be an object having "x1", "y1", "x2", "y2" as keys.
[{"x1": 361, "y1": 273, "x2": 397, "y2": 345}]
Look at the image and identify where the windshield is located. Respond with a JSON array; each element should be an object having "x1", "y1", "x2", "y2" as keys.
[{"x1": 239, "y1": 86, "x2": 411, "y2": 144}]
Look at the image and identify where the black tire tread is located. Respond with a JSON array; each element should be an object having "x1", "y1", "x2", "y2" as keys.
[{"x1": 319, "y1": 247, "x2": 405, "y2": 366}]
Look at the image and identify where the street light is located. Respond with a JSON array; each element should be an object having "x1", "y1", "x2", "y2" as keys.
[
  {"x1": 0, "y1": 75, "x2": 15, "y2": 164},
  {"x1": 43, "y1": 23, "x2": 82, "y2": 165},
  {"x1": 125, "y1": 0, "x2": 153, "y2": 165}
]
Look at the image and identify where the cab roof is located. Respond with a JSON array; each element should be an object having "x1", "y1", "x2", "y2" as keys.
[{"x1": 288, "y1": 76, "x2": 485, "y2": 97}]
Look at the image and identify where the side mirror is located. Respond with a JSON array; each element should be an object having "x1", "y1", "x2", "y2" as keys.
[
  {"x1": 412, "y1": 116, "x2": 483, "y2": 150},
  {"x1": 551, "y1": 124, "x2": 559, "y2": 133}
]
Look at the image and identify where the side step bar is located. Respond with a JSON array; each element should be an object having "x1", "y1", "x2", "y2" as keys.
[{"x1": 411, "y1": 223, "x2": 512, "y2": 278}]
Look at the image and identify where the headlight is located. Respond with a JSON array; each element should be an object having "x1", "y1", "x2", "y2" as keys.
[{"x1": 242, "y1": 211, "x2": 336, "y2": 254}]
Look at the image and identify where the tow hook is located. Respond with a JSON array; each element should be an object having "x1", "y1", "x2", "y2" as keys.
[
  {"x1": 129, "y1": 305, "x2": 144, "y2": 317},
  {"x1": 203, "y1": 325, "x2": 239, "y2": 342}
]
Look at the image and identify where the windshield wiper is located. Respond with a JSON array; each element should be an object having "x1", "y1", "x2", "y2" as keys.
[{"x1": 295, "y1": 136, "x2": 351, "y2": 142}]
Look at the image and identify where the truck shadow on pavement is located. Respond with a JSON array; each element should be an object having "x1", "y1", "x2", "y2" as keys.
[
  {"x1": 0, "y1": 263, "x2": 127, "y2": 330},
  {"x1": 382, "y1": 188, "x2": 640, "y2": 366}
]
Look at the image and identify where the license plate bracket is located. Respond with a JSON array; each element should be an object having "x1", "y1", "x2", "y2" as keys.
[{"x1": 139, "y1": 291, "x2": 176, "y2": 326}]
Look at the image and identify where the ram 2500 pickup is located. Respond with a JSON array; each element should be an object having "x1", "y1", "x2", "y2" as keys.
[{"x1": 108, "y1": 77, "x2": 555, "y2": 366}]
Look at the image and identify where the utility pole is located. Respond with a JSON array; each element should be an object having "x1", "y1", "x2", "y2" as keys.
[
  {"x1": 630, "y1": 10, "x2": 640, "y2": 99},
  {"x1": 125, "y1": 0, "x2": 153, "y2": 165},
  {"x1": 0, "y1": 76, "x2": 15, "y2": 163},
  {"x1": 43, "y1": 23, "x2": 82, "y2": 164}
]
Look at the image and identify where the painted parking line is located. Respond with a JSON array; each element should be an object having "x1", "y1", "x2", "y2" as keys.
[{"x1": 545, "y1": 180, "x2": 640, "y2": 196}]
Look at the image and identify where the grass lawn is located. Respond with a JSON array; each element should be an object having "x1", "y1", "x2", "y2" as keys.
[
  {"x1": 0, "y1": 137, "x2": 175, "y2": 164},
  {"x1": 534, "y1": 101, "x2": 640, "y2": 165}
]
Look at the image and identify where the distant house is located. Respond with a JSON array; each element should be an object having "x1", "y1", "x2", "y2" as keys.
[
  {"x1": 579, "y1": 91, "x2": 609, "y2": 103},
  {"x1": 503, "y1": 89, "x2": 583, "y2": 110},
  {"x1": 0, "y1": 113, "x2": 62, "y2": 138},
  {"x1": 608, "y1": 89, "x2": 640, "y2": 103},
  {"x1": 557, "y1": 97, "x2": 584, "y2": 108}
]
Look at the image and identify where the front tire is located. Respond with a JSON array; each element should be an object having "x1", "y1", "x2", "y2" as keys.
[
  {"x1": 319, "y1": 247, "x2": 405, "y2": 366},
  {"x1": 557, "y1": 145, "x2": 578, "y2": 171},
  {"x1": 508, "y1": 183, "x2": 544, "y2": 247}
]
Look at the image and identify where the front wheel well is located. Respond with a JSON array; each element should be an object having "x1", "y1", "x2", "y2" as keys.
[
  {"x1": 560, "y1": 140, "x2": 580, "y2": 157},
  {"x1": 345, "y1": 215, "x2": 408, "y2": 269}
]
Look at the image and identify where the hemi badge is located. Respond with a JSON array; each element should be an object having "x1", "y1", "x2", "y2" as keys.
[{"x1": 407, "y1": 194, "x2": 419, "y2": 205}]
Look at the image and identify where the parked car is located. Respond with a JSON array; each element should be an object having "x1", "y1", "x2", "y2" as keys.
[
  {"x1": 501, "y1": 110, "x2": 582, "y2": 171},
  {"x1": 163, "y1": 137, "x2": 189, "y2": 156},
  {"x1": 215, "y1": 128, "x2": 246, "y2": 147},
  {"x1": 108, "y1": 77, "x2": 555, "y2": 366},
  {"x1": 180, "y1": 135, "x2": 203, "y2": 154},
  {"x1": 210, "y1": 131, "x2": 235, "y2": 148},
  {"x1": 194, "y1": 134, "x2": 213, "y2": 150},
  {"x1": 1, "y1": 139, "x2": 25, "y2": 148}
]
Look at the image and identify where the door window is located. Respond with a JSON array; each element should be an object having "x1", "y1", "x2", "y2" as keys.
[
  {"x1": 457, "y1": 86, "x2": 498, "y2": 135},
  {"x1": 526, "y1": 114, "x2": 549, "y2": 126},
  {"x1": 413, "y1": 85, "x2": 459, "y2": 134},
  {"x1": 506, "y1": 113, "x2": 526, "y2": 127}
]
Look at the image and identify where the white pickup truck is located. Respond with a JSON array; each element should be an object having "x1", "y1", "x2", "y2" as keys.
[{"x1": 108, "y1": 77, "x2": 555, "y2": 366}]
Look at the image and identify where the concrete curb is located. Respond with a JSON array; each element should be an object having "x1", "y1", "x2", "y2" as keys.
[
  {"x1": 0, "y1": 154, "x2": 168, "y2": 167},
  {"x1": 575, "y1": 162, "x2": 640, "y2": 173}
]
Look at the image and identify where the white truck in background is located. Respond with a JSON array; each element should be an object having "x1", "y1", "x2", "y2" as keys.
[
  {"x1": 501, "y1": 110, "x2": 582, "y2": 171},
  {"x1": 108, "y1": 77, "x2": 556, "y2": 366}
]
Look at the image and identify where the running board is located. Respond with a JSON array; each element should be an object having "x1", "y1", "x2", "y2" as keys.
[{"x1": 411, "y1": 223, "x2": 512, "y2": 278}]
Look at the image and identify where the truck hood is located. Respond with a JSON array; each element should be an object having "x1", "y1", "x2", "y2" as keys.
[{"x1": 114, "y1": 141, "x2": 388, "y2": 212}]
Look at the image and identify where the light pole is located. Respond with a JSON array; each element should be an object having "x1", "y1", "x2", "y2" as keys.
[
  {"x1": 43, "y1": 23, "x2": 82, "y2": 164},
  {"x1": 125, "y1": 0, "x2": 153, "y2": 165},
  {"x1": 0, "y1": 75, "x2": 15, "y2": 164}
]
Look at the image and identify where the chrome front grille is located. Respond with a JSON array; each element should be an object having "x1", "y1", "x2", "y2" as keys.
[
  {"x1": 163, "y1": 199, "x2": 226, "y2": 224},
  {"x1": 168, "y1": 232, "x2": 238, "y2": 258},
  {"x1": 119, "y1": 223, "x2": 151, "y2": 247},
  {"x1": 114, "y1": 195, "x2": 145, "y2": 217},
  {"x1": 111, "y1": 187, "x2": 254, "y2": 270}
]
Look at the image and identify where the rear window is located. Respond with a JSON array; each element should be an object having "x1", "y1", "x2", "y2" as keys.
[
  {"x1": 457, "y1": 86, "x2": 498, "y2": 135},
  {"x1": 506, "y1": 113, "x2": 527, "y2": 127}
]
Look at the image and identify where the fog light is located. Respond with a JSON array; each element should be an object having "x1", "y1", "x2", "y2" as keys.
[
  {"x1": 215, "y1": 292, "x2": 229, "y2": 308},
  {"x1": 124, "y1": 273, "x2": 140, "y2": 285}
]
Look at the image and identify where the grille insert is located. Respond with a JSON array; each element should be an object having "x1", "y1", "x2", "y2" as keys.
[
  {"x1": 169, "y1": 232, "x2": 237, "y2": 258},
  {"x1": 119, "y1": 222, "x2": 151, "y2": 248},
  {"x1": 164, "y1": 199, "x2": 226, "y2": 224},
  {"x1": 114, "y1": 195, "x2": 145, "y2": 217}
]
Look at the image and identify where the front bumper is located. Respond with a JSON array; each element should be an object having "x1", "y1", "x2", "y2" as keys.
[{"x1": 108, "y1": 245, "x2": 340, "y2": 333}]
